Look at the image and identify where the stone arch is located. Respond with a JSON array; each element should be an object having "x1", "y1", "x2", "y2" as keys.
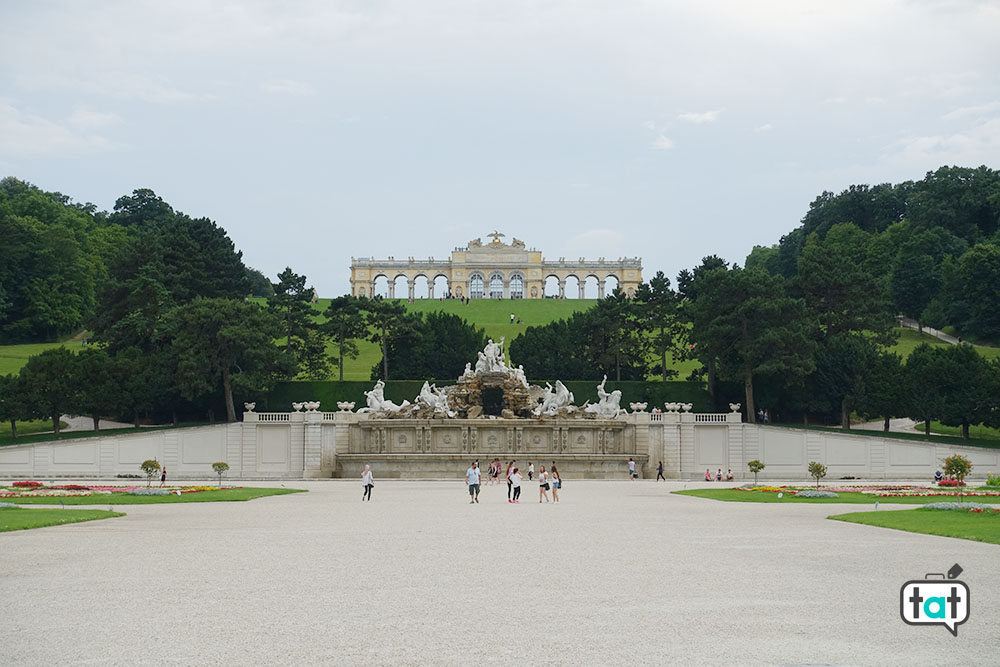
[
  {"x1": 432, "y1": 273, "x2": 449, "y2": 299},
  {"x1": 583, "y1": 274, "x2": 600, "y2": 299},
  {"x1": 603, "y1": 274, "x2": 620, "y2": 297},
  {"x1": 412, "y1": 274, "x2": 430, "y2": 299},
  {"x1": 392, "y1": 274, "x2": 409, "y2": 299},
  {"x1": 564, "y1": 274, "x2": 581, "y2": 299},
  {"x1": 372, "y1": 274, "x2": 390, "y2": 298},
  {"x1": 544, "y1": 274, "x2": 561, "y2": 298}
]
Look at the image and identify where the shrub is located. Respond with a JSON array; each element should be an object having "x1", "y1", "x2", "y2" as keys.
[
  {"x1": 795, "y1": 490, "x2": 839, "y2": 498},
  {"x1": 808, "y1": 461, "x2": 827, "y2": 489},
  {"x1": 139, "y1": 459, "x2": 161, "y2": 488},
  {"x1": 942, "y1": 454, "x2": 973, "y2": 502},
  {"x1": 924, "y1": 502, "x2": 994, "y2": 511},
  {"x1": 747, "y1": 460, "x2": 765, "y2": 485},
  {"x1": 986, "y1": 472, "x2": 1000, "y2": 487},
  {"x1": 211, "y1": 462, "x2": 230, "y2": 488}
]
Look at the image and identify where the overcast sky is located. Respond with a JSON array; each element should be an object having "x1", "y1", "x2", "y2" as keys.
[{"x1": 2, "y1": 1, "x2": 998, "y2": 296}]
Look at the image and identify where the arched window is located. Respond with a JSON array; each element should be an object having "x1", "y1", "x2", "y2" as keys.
[
  {"x1": 489, "y1": 273, "x2": 504, "y2": 299},
  {"x1": 510, "y1": 274, "x2": 524, "y2": 299},
  {"x1": 470, "y1": 274, "x2": 484, "y2": 299}
]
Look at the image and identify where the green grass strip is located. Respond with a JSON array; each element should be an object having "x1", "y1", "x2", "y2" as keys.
[
  {"x1": 829, "y1": 507, "x2": 1000, "y2": 545},
  {"x1": 0, "y1": 507, "x2": 124, "y2": 532},
  {"x1": 4, "y1": 487, "x2": 306, "y2": 505},
  {"x1": 672, "y1": 488, "x2": 1000, "y2": 504}
]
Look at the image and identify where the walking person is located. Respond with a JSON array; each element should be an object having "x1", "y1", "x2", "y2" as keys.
[
  {"x1": 511, "y1": 467, "x2": 522, "y2": 502},
  {"x1": 550, "y1": 466, "x2": 561, "y2": 503},
  {"x1": 466, "y1": 461, "x2": 481, "y2": 504},
  {"x1": 628, "y1": 457, "x2": 636, "y2": 480},
  {"x1": 528, "y1": 462, "x2": 534, "y2": 481},
  {"x1": 159, "y1": 466, "x2": 167, "y2": 488},
  {"x1": 361, "y1": 464, "x2": 374, "y2": 502},
  {"x1": 656, "y1": 461, "x2": 665, "y2": 481},
  {"x1": 506, "y1": 460, "x2": 516, "y2": 502}
]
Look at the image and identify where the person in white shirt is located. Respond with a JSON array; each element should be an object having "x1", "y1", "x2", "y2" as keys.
[
  {"x1": 361, "y1": 464, "x2": 373, "y2": 502},
  {"x1": 628, "y1": 458, "x2": 636, "y2": 480},
  {"x1": 528, "y1": 462, "x2": 534, "y2": 481},
  {"x1": 465, "y1": 461, "x2": 481, "y2": 504},
  {"x1": 510, "y1": 468, "x2": 522, "y2": 502},
  {"x1": 538, "y1": 466, "x2": 550, "y2": 503}
]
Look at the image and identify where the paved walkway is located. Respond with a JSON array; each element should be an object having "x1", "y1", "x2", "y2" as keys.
[
  {"x1": 3, "y1": 480, "x2": 996, "y2": 665},
  {"x1": 899, "y1": 317, "x2": 962, "y2": 345}
]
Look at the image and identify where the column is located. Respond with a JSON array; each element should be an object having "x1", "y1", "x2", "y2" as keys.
[
  {"x1": 407, "y1": 279, "x2": 415, "y2": 301},
  {"x1": 558, "y1": 280, "x2": 566, "y2": 298},
  {"x1": 578, "y1": 282, "x2": 585, "y2": 299},
  {"x1": 428, "y1": 281, "x2": 435, "y2": 299},
  {"x1": 503, "y1": 280, "x2": 510, "y2": 299},
  {"x1": 598, "y1": 281, "x2": 606, "y2": 299},
  {"x1": 388, "y1": 281, "x2": 395, "y2": 298}
]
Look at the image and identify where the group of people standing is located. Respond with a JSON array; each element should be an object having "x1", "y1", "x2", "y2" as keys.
[{"x1": 466, "y1": 459, "x2": 561, "y2": 504}]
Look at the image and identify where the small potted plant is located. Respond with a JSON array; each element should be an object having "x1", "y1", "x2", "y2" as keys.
[
  {"x1": 747, "y1": 460, "x2": 765, "y2": 486},
  {"x1": 808, "y1": 461, "x2": 827, "y2": 489},
  {"x1": 212, "y1": 462, "x2": 230, "y2": 488},
  {"x1": 140, "y1": 459, "x2": 161, "y2": 488}
]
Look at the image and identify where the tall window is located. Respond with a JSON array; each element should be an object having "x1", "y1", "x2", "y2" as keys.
[
  {"x1": 510, "y1": 274, "x2": 524, "y2": 299},
  {"x1": 489, "y1": 273, "x2": 504, "y2": 299},
  {"x1": 470, "y1": 274, "x2": 484, "y2": 299}
]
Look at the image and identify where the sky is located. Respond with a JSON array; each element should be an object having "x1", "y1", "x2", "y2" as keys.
[{"x1": 2, "y1": 0, "x2": 999, "y2": 297}]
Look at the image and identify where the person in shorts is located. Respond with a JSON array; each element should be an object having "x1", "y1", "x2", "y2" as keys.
[
  {"x1": 628, "y1": 457, "x2": 636, "y2": 480},
  {"x1": 466, "y1": 461, "x2": 481, "y2": 504},
  {"x1": 538, "y1": 466, "x2": 550, "y2": 503}
]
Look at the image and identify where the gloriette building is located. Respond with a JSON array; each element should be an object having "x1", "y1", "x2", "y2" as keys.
[{"x1": 349, "y1": 231, "x2": 643, "y2": 299}]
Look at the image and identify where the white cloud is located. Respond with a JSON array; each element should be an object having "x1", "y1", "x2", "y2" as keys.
[
  {"x1": 677, "y1": 109, "x2": 723, "y2": 124},
  {"x1": 885, "y1": 117, "x2": 1000, "y2": 166},
  {"x1": 652, "y1": 134, "x2": 674, "y2": 150},
  {"x1": 69, "y1": 107, "x2": 121, "y2": 127},
  {"x1": 942, "y1": 101, "x2": 1000, "y2": 120},
  {"x1": 0, "y1": 102, "x2": 115, "y2": 157},
  {"x1": 754, "y1": 123, "x2": 773, "y2": 132},
  {"x1": 261, "y1": 79, "x2": 316, "y2": 96}
]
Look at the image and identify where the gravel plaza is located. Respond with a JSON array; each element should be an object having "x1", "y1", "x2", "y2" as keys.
[{"x1": 3, "y1": 479, "x2": 997, "y2": 666}]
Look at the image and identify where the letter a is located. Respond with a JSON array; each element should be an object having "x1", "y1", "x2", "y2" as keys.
[{"x1": 924, "y1": 597, "x2": 946, "y2": 619}]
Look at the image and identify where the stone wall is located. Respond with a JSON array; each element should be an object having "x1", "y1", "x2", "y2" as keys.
[{"x1": 1, "y1": 410, "x2": 996, "y2": 481}]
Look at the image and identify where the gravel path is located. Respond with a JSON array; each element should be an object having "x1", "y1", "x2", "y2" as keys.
[{"x1": 2, "y1": 480, "x2": 996, "y2": 665}]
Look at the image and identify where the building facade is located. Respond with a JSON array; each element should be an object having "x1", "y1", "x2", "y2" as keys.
[{"x1": 349, "y1": 231, "x2": 643, "y2": 299}]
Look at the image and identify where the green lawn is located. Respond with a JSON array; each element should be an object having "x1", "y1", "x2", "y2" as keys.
[
  {"x1": 910, "y1": 421, "x2": 1000, "y2": 441},
  {"x1": 0, "y1": 340, "x2": 82, "y2": 376},
  {"x1": 4, "y1": 486, "x2": 306, "y2": 504},
  {"x1": 890, "y1": 326, "x2": 1000, "y2": 360},
  {"x1": 672, "y1": 488, "x2": 1000, "y2": 504},
  {"x1": 0, "y1": 419, "x2": 68, "y2": 440},
  {"x1": 0, "y1": 507, "x2": 124, "y2": 532},
  {"x1": 829, "y1": 507, "x2": 1000, "y2": 545}
]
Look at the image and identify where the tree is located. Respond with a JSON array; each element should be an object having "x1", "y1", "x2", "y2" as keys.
[
  {"x1": 70, "y1": 348, "x2": 122, "y2": 431},
  {"x1": 0, "y1": 374, "x2": 31, "y2": 439},
  {"x1": 509, "y1": 317, "x2": 597, "y2": 381},
  {"x1": 809, "y1": 334, "x2": 879, "y2": 429},
  {"x1": 936, "y1": 344, "x2": 995, "y2": 439},
  {"x1": 579, "y1": 291, "x2": 652, "y2": 381},
  {"x1": 379, "y1": 312, "x2": 488, "y2": 380},
  {"x1": 268, "y1": 267, "x2": 328, "y2": 379},
  {"x1": 956, "y1": 243, "x2": 1000, "y2": 341},
  {"x1": 636, "y1": 272, "x2": 681, "y2": 381},
  {"x1": 212, "y1": 461, "x2": 230, "y2": 487},
  {"x1": 904, "y1": 344, "x2": 945, "y2": 437},
  {"x1": 245, "y1": 267, "x2": 274, "y2": 298},
  {"x1": 359, "y1": 297, "x2": 410, "y2": 381},
  {"x1": 808, "y1": 461, "x2": 827, "y2": 489},
  {"x1": 686, "y1": 268, "x2": 816, "y2": 422},
  {"x1": 942, "y1": 453, "x2": 973, "y2": 503},
  {"x1": 860, "y1": 351, "x2": 906, "y2": 432},
  {"x1": 890, "y1": 243, "x2": 939, "y2": 326},
  {"x1": 322, "y1": 296, "x2": 367, "y2": 381},
  {"x1": 140, "y1": 459, "x2": 161, "y2": 488},
  {"x1": 747, "y1": 459, "x2": 765, "y2": 485},
  {"x1": 19, "y1": 347, "x2": 78, "y2": 434},
  {"x1": 160, "y1": 298, "x2": 288, "y2": 422}
]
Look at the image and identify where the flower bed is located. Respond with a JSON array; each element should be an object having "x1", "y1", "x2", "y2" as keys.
[
  {"x1": 0, "y1": 484, "x2": 234, "y2": 498},
  {"x1": 733, "y1": 484, "x2": 1000, "y2": 499}
]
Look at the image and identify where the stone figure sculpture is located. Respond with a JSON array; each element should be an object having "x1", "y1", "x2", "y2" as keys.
[
  {"x1": 512, "y1": 364, "x2": 529, "y2": 388},
  {"x1": 585, "y1": 375, "x2": 624, "y2": 418},
  {"x1": 533, "y1": 380, "x2": 574, "y2": 416},
  {"x1": 481, "y1": 337, "x2": 506, "y2": 372},
  {"x1": 362, "y1": 379, "x2": 409, "y2": 414},
  {"x1": 416, "y1": 381, "x2": 453, "y2": 415}
]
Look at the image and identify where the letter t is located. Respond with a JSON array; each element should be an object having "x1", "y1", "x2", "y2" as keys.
[{"x1": 909, "y1": 587, "x2": 923, "y2": 619}]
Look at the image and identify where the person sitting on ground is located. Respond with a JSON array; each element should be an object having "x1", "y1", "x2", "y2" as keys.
[
  {"x1": 726, "y1": 469, "x2": 734, "y2": 481},
  {"x1": 705, "y1": 469, "x2": 712, "y2": 481},
  {"x1": 716, "y1": 468, "x2": 722, "y2": 482},
  {"x1": 934, "y1": 469, "x2": 943, "y2": 484}
]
